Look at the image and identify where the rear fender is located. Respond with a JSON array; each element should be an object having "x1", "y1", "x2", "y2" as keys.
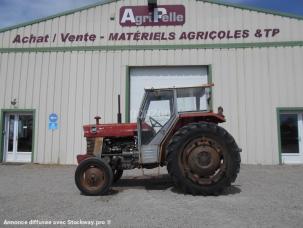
[{"x1": 178, "y1": 112, "x2": 225, "y2": 124}]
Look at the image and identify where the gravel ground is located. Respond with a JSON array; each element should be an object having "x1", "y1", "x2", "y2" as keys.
[{"x1": 0, "y1": 164, "x2": 303, "y2": 228}]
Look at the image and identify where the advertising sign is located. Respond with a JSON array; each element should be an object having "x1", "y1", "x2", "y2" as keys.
[
  {"x1": 119, "y1": 5, "x2": 185, "y2": 27},
  {"x1": 9, "y1": 4, "x2": 282, "y2": 45}
]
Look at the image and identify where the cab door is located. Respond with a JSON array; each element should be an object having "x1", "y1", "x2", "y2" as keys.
[{"x1": 137, "y1": 89, "x2": 176, "y2": 164}]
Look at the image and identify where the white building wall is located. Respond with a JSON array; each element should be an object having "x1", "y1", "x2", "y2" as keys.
[
  {"x1": 1, "y1": 47, "x2": 303, "y2": 164},
  {"x1": 0, "y1": 0, "x2": 303, "y2": 49},
  {"x1": 1, "y1": 0, "x2": 303, "y2": 164}
]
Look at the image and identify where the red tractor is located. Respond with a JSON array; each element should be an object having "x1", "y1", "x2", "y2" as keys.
[{"x1": 75, "y1": 84, "x2": 241, "y2": 195}]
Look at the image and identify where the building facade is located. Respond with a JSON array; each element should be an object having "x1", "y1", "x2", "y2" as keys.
[{"x1": 0, "y1": 0, "x2": 303, "y2": 165}]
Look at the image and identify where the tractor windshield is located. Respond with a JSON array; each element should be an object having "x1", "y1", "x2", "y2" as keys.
[{"x1": 176, "y1": 87, "x2": 210, "y2": 113}]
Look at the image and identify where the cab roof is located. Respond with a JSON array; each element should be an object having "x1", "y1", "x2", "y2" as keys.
[{"x1": 144, "y1": 83, "x2": 214, "y2": 92}]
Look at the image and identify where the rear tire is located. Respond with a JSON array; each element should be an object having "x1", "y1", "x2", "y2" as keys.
[
  {"x1": 75, "y1": 158, "x2": 113, "y2": 196},
  {"x1": 166, "y1": 122, "x2": 241, "y2": 195}
]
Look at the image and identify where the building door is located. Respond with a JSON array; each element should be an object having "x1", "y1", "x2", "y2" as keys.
[
  {"x1": 130, "y1": 66, "x2": 208, "y2": 122},
  {"x1": 3, "y1": 113, "x2": 33, "y2": 163},
  {"x1": 280, "y1": 112, "x2": 303, "y2": 164}
]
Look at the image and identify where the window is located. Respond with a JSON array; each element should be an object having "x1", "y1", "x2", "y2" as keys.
[
  {"x1": 177, "y1": 87, "x2": 210, "y2": 112},
  {"x1": 278, "y1": 110, "x2": 303, "y2": 164},
  {"x1": 280, "y1": 113, "x2": 300, "y2": 154},
  {"x1": 146, "y1": 100, "x2": 171, "y2": 132},
  {"x1": 143, "y1": 90, "x2": 174, "y2": 133}
]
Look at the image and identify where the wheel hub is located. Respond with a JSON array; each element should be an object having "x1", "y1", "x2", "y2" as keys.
[
  {"x1": 187, "y1": 145, "x2": 221, "y2": 176},
  {"x1": 198, "y1": 151, "x2": 211, "y2": 166},
  {"x1": 82, "y1": 167, "x2": 105, "y2": 189},
  {"x1": 181, "y1": 137, "x2": 225, "y2": 185}
]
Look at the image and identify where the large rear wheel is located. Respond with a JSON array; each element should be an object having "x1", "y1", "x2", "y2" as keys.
[
  {"x1": 166, "y1": 122, "x2": 241, "y2": 195},
  {"x1": 75, "y1": 158, "x2": 113, "y2": 196}
]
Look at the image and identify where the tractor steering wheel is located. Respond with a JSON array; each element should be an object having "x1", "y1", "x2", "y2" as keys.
[{"x1": 149, "y1": 116, "x2": 163, "y2": 129}]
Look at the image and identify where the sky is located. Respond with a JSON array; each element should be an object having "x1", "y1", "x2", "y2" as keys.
[{"x1": 0, "y1": 0, "x2": 303, "y2": 29}]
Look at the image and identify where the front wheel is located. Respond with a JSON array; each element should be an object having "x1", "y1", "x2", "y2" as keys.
[
  {"x1": 75, "y1": 158, "x2": 113, "y2": 196},
  {"x1": 166, "y1": 122, "x2": 241, "y2": 195}
]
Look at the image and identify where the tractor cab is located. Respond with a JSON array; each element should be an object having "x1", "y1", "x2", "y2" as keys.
[{"x1": 137, "y1": 84, "x2": 219, "y2": 164}]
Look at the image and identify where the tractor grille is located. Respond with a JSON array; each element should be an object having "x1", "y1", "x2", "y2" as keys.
[{"x1": 86, "y1": 138, "x2": 95, "y2": 155}]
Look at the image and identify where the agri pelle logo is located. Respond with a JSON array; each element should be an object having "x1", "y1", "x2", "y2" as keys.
[{"x1": 119, "y1": 5, "x2": 185, "y2": 27}]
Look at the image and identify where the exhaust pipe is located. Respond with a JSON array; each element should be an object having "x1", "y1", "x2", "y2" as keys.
[{"x1": 117, "y1": 94, "x2": 122, "y2": 124}]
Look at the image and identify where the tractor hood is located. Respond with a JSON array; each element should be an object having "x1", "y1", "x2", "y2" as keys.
[
  {"x1": 83, "y1": 122, "x2": 153, "y2": 138},
  {"x1": 83, "y1": 123, "x2": 138, "y2": 138}
]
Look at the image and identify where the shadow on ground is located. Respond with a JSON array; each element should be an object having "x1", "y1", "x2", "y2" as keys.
[
  {"x1": 113, "y1": 174, "x2": 173, "y2": 191},
  {"x1": 111, "y1": 174, "x2": 241, "y2": 196}
]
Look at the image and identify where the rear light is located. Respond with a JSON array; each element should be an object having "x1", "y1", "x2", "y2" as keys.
[{"x1": 217, "y1": 106, "x2": 224, "y2": 116}]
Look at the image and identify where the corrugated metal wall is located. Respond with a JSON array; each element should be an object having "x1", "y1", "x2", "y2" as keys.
[
  {"x1": 1, "y1": 47, "x2": 303, "y2": 164},
  {"x1": 1, "y1": 0, "x2": 303, "y2": 48},
  {"x1": 1, "y1": 0, "x2": 303, "y2": 164}
]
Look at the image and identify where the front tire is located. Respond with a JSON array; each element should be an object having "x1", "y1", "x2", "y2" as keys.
[
  {"x1": 75, "y1": 158, "x2": 113, "y2": 196},
  {"x1": 166, "y1": 122, "x2": 241, "y2": 195}
]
